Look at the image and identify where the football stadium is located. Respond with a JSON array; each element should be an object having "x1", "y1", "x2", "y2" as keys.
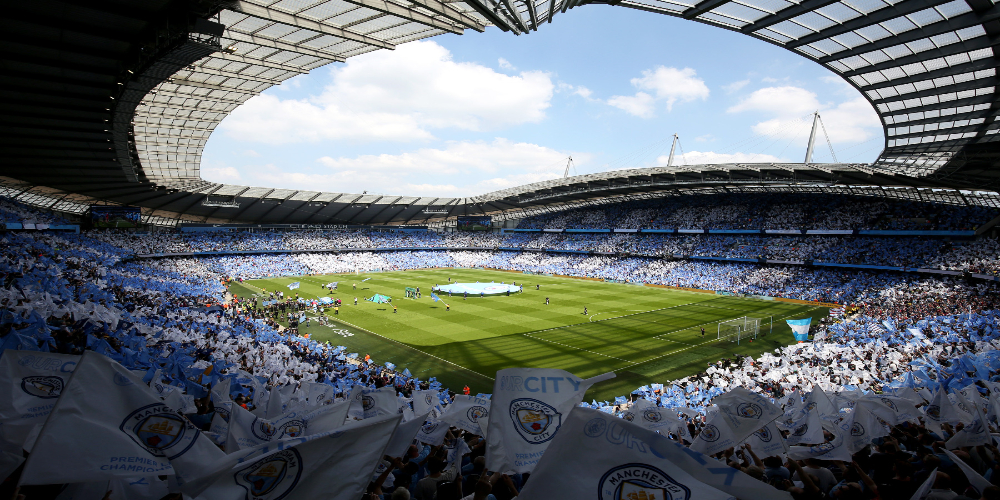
[{"x1": 1, "y1": 0, "x2": 1000, "y2": 499}]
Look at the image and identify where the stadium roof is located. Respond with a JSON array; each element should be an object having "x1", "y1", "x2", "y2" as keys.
[{"x1": 0, "y1": 0, "x2": 997, "y2": 225}]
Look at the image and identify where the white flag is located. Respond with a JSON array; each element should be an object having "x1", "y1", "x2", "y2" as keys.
[
  {"x1": 486, "y1": 368, "x2": 614, "y2": 473},
  {"x1": 413, "y1": 390, "x2": 439, "y2": 416},
  {"x1": 691, "y1": 388, "x2": 781, "y2": 456},
  {"x1": 183, "y1": 414, "x2": 400, "y2": 500},
  {"x1": 361, "y1": 386, "x2": 398, "y2": 419},
  {"x1": 942, "y1": 449, "x2": 991, "y2": 493},
  {"x1": 787, "y1": 417, "x2": 852, "y2": 462},
  {"x1": 385, "y1": 412, "x2": 430, "y2": 457},
  {"x1": 0, "y1": 350, "x2": 79, "y2": 446},
  {"x1": 622, "y1": 400, "x2": 686, "y2": 435},
  {"x1": 226, "y1": 401, "x2": 350, "y2": 452},
  {"x1": 741, "y1": 421, "x2": 787, "y2": 457},
  {"x1": 208, "y1": 402, "x2": 232, "y2": 448},
  {"x1": 910, "y1": 468, "x2": 938, "y2": 500},
  {"x1": 439, "y1": 395, "x2": 490, "y2": 436},
  {"x1": 415, "y1": 418, "x2": 450, "y2": 446},
  {"x1": 210, "y1": 377, "x2": 231, "y2": 404},
  {"x1": 859, "y1": 395, "x2": 919, "y2": 425},
  {"x1": 945, "y1": 400, "x2": 990, "y2": 448},
  {"x1": 19, "y1": 351, "x2": 225, "y2": 485},
  {"x1": 519, "y1": 406, "x2": 788, "y2": 500},
  {"x1": 784, "y1": 407, "x2": 824, "y2": 446}
]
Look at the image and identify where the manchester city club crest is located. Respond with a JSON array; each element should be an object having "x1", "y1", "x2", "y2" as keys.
[
  {"x1": 362, "y1": 395, "x2": 376, "y2": 411},
  {"x1": 598, "y1": 464, "x2": 691, "y2": 500},
  {"x1": 622, "y1": 411, "x2": 636, "y2": 422},
  {"x1": 792, "y1": 424, "x2": 808, "y2": 436},
  {"x1": 698, "y1": 424, "x2": 721, "y2": 442},
  {"x1": 251, "y1": 418, "x2": 278, "y2": 440},
  {"x1": 736, "y1": 403, "x2": 763, "y2": 419},
  {"x1": 880, "y1": 398, "x2": 897, "y2": 411},
  {"x1": 584, "y1": 418, "x2": 607, "y2": 438},
  {"x1": 850, "y1": 422, "x2": 865, "y2": 437},
  {"x1": 120, "y1": 403, "x2": 198, "y2": 459},
  {"x1": 216, "y1": 406, "x2": 232, "y2": 423},
  {"x1": 421, "y1": 421, "x2": 439, "y2": 435},
  {"x1": 20, "y1": 375, "x2": 64, "y2": 398},
  {"x1": 754, "y1": 426, "x2": 773, "y2": 442},
  {"x1": 805, "y1": 402, "x2": 818, "y2": 411},
  {"x1": 509, "y1": 398, "x2": 562, "y2": 444},
  {"x1": 925, "y1": 405, "x2": 941, "y2": 420},
  {"x1": 467, "y1": 406, "x2": 489, "y2": 423},
  {"x1": 425, "y1": 393, "x2": 434, "y2": 406},
  {"x1": 278, "y1": 419, "x2": 306, "y2": 438},
  {"x1": 234, "y1": 449, "x2": 302, "y2": 500},
  {"x1": 643, "y1": 410, "x2": 663, "y2": 423}
]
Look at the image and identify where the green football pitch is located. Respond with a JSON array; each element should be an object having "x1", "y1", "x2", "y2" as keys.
[{"x1": 228, "y1": 268, "x2": 828, "y2": 401}]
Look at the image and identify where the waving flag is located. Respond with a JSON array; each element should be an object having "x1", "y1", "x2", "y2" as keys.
[
  {"x1": 486, "y1": 368, "x2": 615, "y2": 473},
  {"x1": 19, "y1": 351, "x2": 225, "y2": 484},
  {"x1": 361, "y1": 278, "x2": 371, "y2": 282},
  {"x1": 431, "y1": 293, "x2": 441, "y2": 302},
  {"x1": 786, "y1": 318, "x2": 812, "y2": 342},
  {"x1": 183, "y1": 414, "x2": 400, "y2": 500},
  {"x1": 287, "y1": 282, "x2": 300, "y2": 290},
  {"x1": 439, "y1": 395, "x2": 491, "y2": 436},
  {"x1": 519, "y1": 407, "x2": 789, "y2": 500},
  {"x1": 0, "y1": 350, "x2": 79, "y2": 446}
]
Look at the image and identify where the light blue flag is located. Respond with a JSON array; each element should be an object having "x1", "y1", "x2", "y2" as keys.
[
  {"x1": 287, "y1": 282, "x2": 300, "y2": 290},
  {"x1": 431, "y1": 293, "x2": 441, "y2": 302},
  {"x1": 361, "y1": 278, "x2": 371, "y2": 282},
  {"x1": 385, "y1": 362, "x2": 396, "y2": 371},
  {"x1": 786, "y1": 317, "x2": 812, "y2": 341}
]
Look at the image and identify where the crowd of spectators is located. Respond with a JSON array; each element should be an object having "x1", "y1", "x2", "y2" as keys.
[
  {"x1": 7, "y1": 198, "x2": 1000, "y2": 500},
  {"x1": 517, "y1": 193, "x2": 1000, "y2": 231}
]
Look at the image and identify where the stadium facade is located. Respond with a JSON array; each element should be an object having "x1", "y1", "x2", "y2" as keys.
[{"x1": 1, "y1": 0, "x2": 998, "y2": 226}]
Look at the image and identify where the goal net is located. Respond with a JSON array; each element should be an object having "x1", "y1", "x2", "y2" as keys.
[{"x1": 717, "y1": 316, "x2": 761, "y2": 344}]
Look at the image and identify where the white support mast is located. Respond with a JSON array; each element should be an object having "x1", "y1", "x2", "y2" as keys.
[
  {"x1": 667, "y1": 133, "x2": 679, "y2": 167},
  {"x1": 562, "y1": 156, "x2": 574, "y2": 178},
  {"x1": 804, "y1": 111, "x2": 820, "y2": 164}
]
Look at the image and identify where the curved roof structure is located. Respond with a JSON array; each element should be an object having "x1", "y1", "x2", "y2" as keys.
[{"x1": 0, "y1": 0, "x2": 997, "y2": 225}]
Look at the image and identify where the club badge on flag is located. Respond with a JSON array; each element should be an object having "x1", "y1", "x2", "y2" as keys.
[
  {"x1": 440, "y1": 395, "x2": 490, "y2": 436},
  {"x1": 519, "y1": 406, "x2": 789, "y2": 500},
  {"x1": 486, "y1": 368, "x2": 615, "y2": 473},
  {"x1": 19, "y1": 351, "x2": 224, "y2": 485},
  {"x1": 786, "y1": 318, "x2": 812, "y2": 342},
  {"x1": 183, "y1": 414, "x2": 401, "y2": 500},
  {"x1": 0, "y1": 350, "x2": 79, "y2": 446}
]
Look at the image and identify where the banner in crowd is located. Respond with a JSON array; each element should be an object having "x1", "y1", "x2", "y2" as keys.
[
  {"x1": 287, "y1": 282, "x2": 300, "y2": 290},
  {"x1": 486, "y1": 368, "x2": 615, "y2": 473}
]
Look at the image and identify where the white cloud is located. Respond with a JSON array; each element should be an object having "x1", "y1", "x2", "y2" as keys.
[
  {"x1": 656, "y1": 150, "x2": 785, "y2": 165},
  {"x1": 498, "y1": 58, "x2": 516, "y2": 70},
  {"x1": 608, "y1": 66, "x2": 709, "y2": 117},
  {"x1": 201, "y1": 165, "x2": 242, "y2": 182},
  {"x1": 694, "y1": 134, "x2": 714, "y2": 142},
  {"x1": 728, "y1": 86, "x2": 880, "y2": 145},
  {"x1": 217, "y1": 138, "x2": 587, "y2": 197},
  {"x1": 722, "y1": 79, "x2": 750, "y2": 94},
  {"x1": 606, "y1": 92, "x2": 656, "y2": 118},
  {"x1": 219, "y1": 41, "x2": 555, "y2": 145},
  {"x1": 243, "y1": 149, "x2": 260, "y2": 157}
]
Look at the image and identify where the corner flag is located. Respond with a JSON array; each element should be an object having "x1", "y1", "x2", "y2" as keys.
[{"x1": 786, "y1": 318, "x2": 811, "y2": 342}]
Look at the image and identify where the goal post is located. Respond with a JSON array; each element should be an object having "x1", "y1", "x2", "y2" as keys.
[{"x1": 717, "y1": 316, "x2": 761, "y2": 345}]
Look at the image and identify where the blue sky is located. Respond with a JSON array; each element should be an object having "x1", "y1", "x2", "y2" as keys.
[{"x1": 201, "y1": 5, "x2": 884, "y2": 197}]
